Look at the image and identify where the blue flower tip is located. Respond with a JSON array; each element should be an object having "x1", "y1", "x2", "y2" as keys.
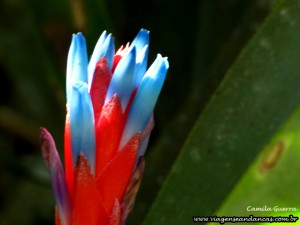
[
  {"x1": 106, "y1": 33, "x2": 114, "y2": 43},
  {"x1": 155, "y1": 54, "x2": 169, "y2": 69},
  {"x1": 138, "y1": 29, "x2": 150, "y2": 40},
  {"x1": 131, "y1": 29, "x2": 150, "y2": 51},
  {"x1": 74, "y1": 32, "x2": 83, "y2": 41},
  {"x1": 74, "y1": 33, "x2": 86, "y2": 43},
  {"x1": 140, "y1": 28, "x2": 150, "y2": 34}
]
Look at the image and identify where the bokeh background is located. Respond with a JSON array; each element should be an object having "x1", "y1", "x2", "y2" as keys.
[{"x1": 1, "y1": 0, "x2": 300, "y2": 224}]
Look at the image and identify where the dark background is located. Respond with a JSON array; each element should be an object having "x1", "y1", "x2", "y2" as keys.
[{"x1": 0, "y1": 0, "x2": 270, "y2": 224}]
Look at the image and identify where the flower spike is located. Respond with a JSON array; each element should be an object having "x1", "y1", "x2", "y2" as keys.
[{"x1": 41, "y1": 29, "x2": 169, "y2": 225}]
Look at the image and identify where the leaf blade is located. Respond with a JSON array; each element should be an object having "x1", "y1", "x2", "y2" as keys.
[{"x1": 143, "y1": 1, "x2": 300, "y2": 224}]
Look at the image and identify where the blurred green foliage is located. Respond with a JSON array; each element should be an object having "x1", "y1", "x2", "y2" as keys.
[{"x1": 0, "y1": 0, "x2": 299, "y2": 224}]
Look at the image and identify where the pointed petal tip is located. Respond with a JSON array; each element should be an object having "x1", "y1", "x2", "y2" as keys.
[
  {"x1": 155, "y1": 54, "x2": 169, "y2": 69},
  {"x1": 163, "y1": 56, "x2": 169, "y2": 69},
  {"x1": 40, "y1": 127, "x2": 58, "y2": 168},
  {"x1": 75, "y1": 32, "x2": 83, "y2": 36},
  {"x1": 68, "y1": 32, "x2": 88, "y2": 88},
  {"x1": 88, "y1": 31, "x2": 115, "y2": 86},
  {"x1": 71, "y1": 33, "x2": 76, "y2": 41},
  {"x1": 140, "y1": 28, "x2": 150, "y2": 33},
  {"x1": 101, "y1": 30, "x2": 108, "y2": 37},
  {"x1": 40, "y1": 127, "x2": 52, "y2": 144},
  {"x1": 138, "y1": 29, "x2": 150, "y2": 37},
  {"x1": 108, "y1": 199, "x2": 121, "y2": 225},
  {"x1": 131, "y1": 30, "x2": 150, "y2": 52},
  {"x1": 72, "y1": 32, "x2": 86, "y2": 43},
  {"x1": 143, "y1": 54, "x2": 168, "y2": 81},
  {"x1": 40, "y1": 127, "x2": 47, "y2": 136}
]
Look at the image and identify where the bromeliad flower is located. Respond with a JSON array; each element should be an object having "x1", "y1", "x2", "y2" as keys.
[{"x1": 40, "y1": 29, "x2": 169, "y2": 225}]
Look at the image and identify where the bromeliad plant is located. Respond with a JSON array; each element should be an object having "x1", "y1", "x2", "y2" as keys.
[{"x1": 40, "y1": 29, "x2": 169, "y2": 225}]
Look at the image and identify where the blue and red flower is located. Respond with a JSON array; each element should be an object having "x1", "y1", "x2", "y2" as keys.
[{"x1": 40, "y1": 29, "x2": 169, "y2": 225}]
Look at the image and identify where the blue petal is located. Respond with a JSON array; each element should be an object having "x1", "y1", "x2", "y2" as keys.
[
  {"x1": 67, "y1": 33, "x2": 89, "y2": 101},
  {"x1": 66, "y1": 34, "x2": 76, "y2": 101},
  {"x1": 130, "y1": 29, "x2": 149, "y2": 87},
  {"x1": 88, "y1": 32, "x2": 115, "y2": 88},
  {"x1": 130, "y1": 29, "x2": 150, "y2": 52},
  {"x1": 105, "y1": 47, "x2": 136, "y2": 111},
  {"x1": 69, "y1": 82, "x2": 96, "y2": 173},
  {"x1": 120, "y1": 54, "x2": 169, "y2": 149},
  {"x1": 134, "y1": 45, "x2": 149, "y2": 87}
]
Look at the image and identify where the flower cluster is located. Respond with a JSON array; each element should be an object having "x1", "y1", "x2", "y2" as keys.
[{"x1": 41, "y1": 29, "x2": 169, "y2": 225}]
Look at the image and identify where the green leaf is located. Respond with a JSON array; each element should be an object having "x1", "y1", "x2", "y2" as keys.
[
  {"x1": 143, "y1": 0, "x2": 300, "y2": 224},
  {"x1": 211, "y1": 102, "x2": 300, "y2": 224}
]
